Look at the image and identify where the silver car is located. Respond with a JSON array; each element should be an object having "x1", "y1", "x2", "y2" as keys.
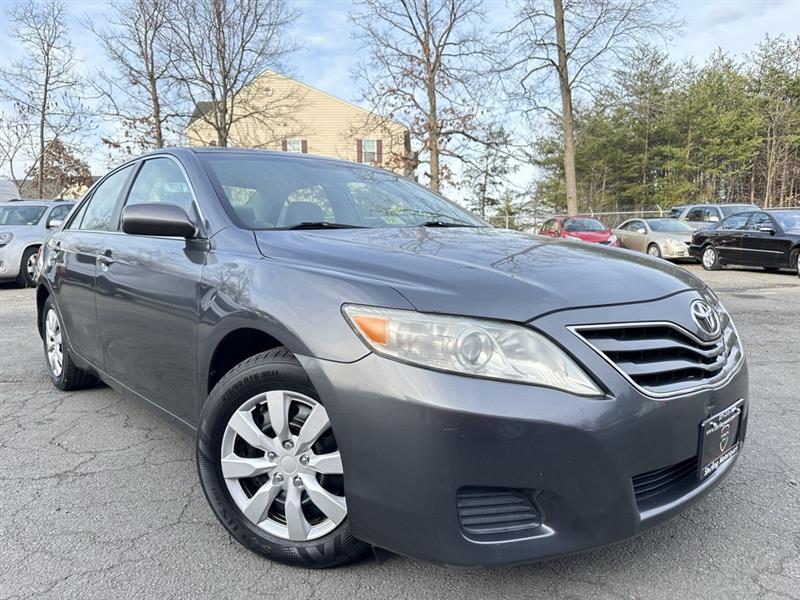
[
  {"x1": 0, "y1": 200, "x2": 73, "y2": 286},
  {"x1": 675, "y1": 204, "x2": 759, "y2": 231},
  {"x1": 613, "y1": 218, "x2": 695, "y2": 260}
]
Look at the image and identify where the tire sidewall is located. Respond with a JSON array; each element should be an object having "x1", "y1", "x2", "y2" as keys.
[
  {"x1": 42, "y1": 297, "x2": 67, "y2": 388},
  {"x1": 648, "y1": 244, "x2": 661, "y2": 258},
  {"x1": 18, "y1": 246, "x2": 38, "y2": 288},
  {"x1": 196, "y1": 353, "x2": 365, "y2": 568}
]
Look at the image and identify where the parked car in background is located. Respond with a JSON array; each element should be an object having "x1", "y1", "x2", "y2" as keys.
[
  {"x1": 669, "y1": 205, "x2": 689, "y2": 219},
  {"x1": 0, "y1": 200, "x2": 73, "y2": 287},
  {"x1": 690, "y1": 209, "x2": 800, "y2": 276},
  {"x1": 36, "y1": 148, "x2": 747, "y2": 568},
  {"x1": 675, "y1": 203, "x2": 760, "y2": 231},
  {"x1": 613, "y1": 218, "x2": 695, "y2": 260},
  {"x1": 538, "y1": 216, "x2": 619, "y2": 246}
]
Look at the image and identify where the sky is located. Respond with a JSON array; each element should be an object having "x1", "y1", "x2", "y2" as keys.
[{"x1": 1, "y1": 0, "x2": 799, "y2": 183}]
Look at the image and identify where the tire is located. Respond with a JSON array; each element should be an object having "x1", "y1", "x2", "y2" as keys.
[
  {"x1": 701, "y1": 245, "x2": 721, "y2": 271},
  {"x1": 41, "y1": 296, "x2": 98, "y2": 391},
  {"x1": 16, "y1": 246, "x2": 38, "y2": 288},
  {"x1": 791, "y1": 249, "x2": 800, "y2": 279},
  {"x1": 647, "y1": 244, "x2": 662, "y2": 259},
  {"x1": 196, "y1": 348, "x2": 369, "y2": 568}
]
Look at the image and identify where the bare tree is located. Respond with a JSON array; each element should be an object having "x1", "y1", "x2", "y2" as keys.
[
  {"x1": 506, "y1": 0, "x2": 679, "y2": 215},
  {"x1": 84, "y1": 0, "x2": 178, "y2": 152},
  {"x1": 351, "y1": 0, "x2": 497, "y2": 193},
  {"x1": 166, "y1": 0, "x2": 300, "y2": 147},
  {"x1": 0, "y1": 111, "x2": 33, "y2": 183},
  {"x1": 0, "y1": 0, "x2": 89, "y2": 197}
]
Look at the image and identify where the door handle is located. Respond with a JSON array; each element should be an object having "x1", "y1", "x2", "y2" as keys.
[{"x1": 97, "y1": 254, "x2": 114, "y2": 269}]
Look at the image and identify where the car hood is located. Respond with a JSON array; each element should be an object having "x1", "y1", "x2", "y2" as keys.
[
  {"x1": 255, "y1": 227, "x2": 703, "y2": 322},
  {"x1": 650, "y1": 231, "x2": 692, "y2": 242},
  {"x1": 565, "y1": 230, "x2": 612, "y2": 243}
]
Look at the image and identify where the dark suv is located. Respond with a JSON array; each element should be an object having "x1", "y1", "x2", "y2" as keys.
[{"x1": 37, "y1": 148, "x2": 748, "y2": 568}]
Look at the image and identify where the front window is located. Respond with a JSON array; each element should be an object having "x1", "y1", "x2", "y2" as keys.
[
  {"x1": 361, "y1": 139, "x2": 377, "y2": 163},
  {"x1": 200, "y1": 154, "x2": 485, "y2": 229},
  {"x1": 563, "y1": 218, "x2": 606, "y2": 232},
  {"x1": 773, "y1": 210, "x2": 800, "y2": 231},
  {"x1": 0, "y1": 204, "x2": 46, "y2": 226},
  {"x1": 648, "y1": 219, "x2": 693, "y2": 233}
]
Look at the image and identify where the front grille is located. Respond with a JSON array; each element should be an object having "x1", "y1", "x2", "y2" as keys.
[
  {"x1": 456, "y1": 488, "x2": 541, "y2": 538},
  {"x1": 633, "y1": 456, "x2": 697, "y2": 510},
  {"x1": 572, "y1": 319, "x2": 742, "y2": 397}
]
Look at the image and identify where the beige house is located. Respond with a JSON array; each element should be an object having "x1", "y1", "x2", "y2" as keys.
[{"x1": 184, "y1": 71, "x2": 413, "y2": 174}]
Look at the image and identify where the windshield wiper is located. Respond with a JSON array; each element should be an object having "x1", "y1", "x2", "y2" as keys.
[
  {"x1": 284, "y1": 222, "x2": 365, "y2": 230},
  {"x1": 419, "y1": 220, "x2": 481, "y2": 228}
]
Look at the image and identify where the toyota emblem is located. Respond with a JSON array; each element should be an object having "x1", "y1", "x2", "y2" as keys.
[{"x1": 691, "y1": 300, "x2": 721, "y2": 338}]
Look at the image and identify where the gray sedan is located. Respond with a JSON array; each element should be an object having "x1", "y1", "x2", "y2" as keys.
[
  {"x1": 614, "y1": 218, "x2": 695, "y2": 260},
  {"x1": 0, "y1": 200, "x2": 74, "y2": 286}
]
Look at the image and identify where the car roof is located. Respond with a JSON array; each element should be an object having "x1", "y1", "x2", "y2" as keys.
[{"x1": 137, "y1": 146, "x2": 362, "y2": 170}]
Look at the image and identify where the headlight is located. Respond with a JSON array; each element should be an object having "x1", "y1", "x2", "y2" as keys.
[
  {"x1": 608, "y1": 235, "x2": 618, "y2": 244},
  {"x1": 342, "y1": 304, "x2": 603, "y2": 396},
  {"x1": 0, "y1": 232, "x2": 13, "y2": 247}
]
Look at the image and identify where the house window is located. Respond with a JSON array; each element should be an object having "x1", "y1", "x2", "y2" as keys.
[
  {"x1": 362, "y1": 139, "x2": 377, "y2": 163},
  {"x1": 286, "y1": 139, "x2": 302, "y2": 153}
]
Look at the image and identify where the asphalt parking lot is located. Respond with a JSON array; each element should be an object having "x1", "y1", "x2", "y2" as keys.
[{"x1": 0, "y1": 264, "x2": 798, "y2": 600}]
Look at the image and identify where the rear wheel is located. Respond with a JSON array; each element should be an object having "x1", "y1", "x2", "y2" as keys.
[
  {"x1": 792, "y1": 249, "x2": 800, "y2": 279},
  {"x1": 701, "y1": 245, "x2": 721, "y2": 271},
  {"x1": 16, "y1": 246, "x2": 38, "y2": 288},
  {"x1": 647, "y1": 244, "x2": 662, "y2": 259},
  {"x1": 42, "y1": 297, "x2": 98, "y2": 390},
  {"x1": 197, "y1": 348, "x2": 369, "y2": 568}
]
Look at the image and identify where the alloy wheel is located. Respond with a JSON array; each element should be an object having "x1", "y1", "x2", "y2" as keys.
[
  {"x1": 221, "y1": 390, "x2": 346, "y2": 542},
  {"x1": 26, "y1": 253, "x2": 37, "y2": 281},
  {"x1": 648, "y1": 245, "x2": 661, "y2": 257},
  {"x1": 702, "y1": 247, "x2": 716, "y2": 269},
  {"x1": 45, "y1": 308, "x2": 63, "y2": 377}
]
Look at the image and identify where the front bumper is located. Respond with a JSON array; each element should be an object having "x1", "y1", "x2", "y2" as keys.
[
  {"x1": 661, "y1": 243, "x2": 691, "y2": 259},
  {"x1": 298, "y1": 291, "x2": 749, "y2": 566},
  {"x1": 0, "y1": 243, "x2": 23, "y2": 279}
]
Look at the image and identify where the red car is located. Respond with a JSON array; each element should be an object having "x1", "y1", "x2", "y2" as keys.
[{"x1": 538, "y1": 216, "x2": 620, "y2": 246}]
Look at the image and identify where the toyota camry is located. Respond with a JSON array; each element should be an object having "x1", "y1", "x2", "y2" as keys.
[{"x1": 36, "y1": 148, "x2": 748, "y2": 568}]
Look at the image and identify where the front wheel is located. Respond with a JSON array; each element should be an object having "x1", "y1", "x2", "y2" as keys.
[
  {"x1": 16, "y1": 246, "x2": 38, "y2": 287},
  {"x1": 792, "y1": 249, "x2": 800, "y2": 279},
  {"x1": 196, "y1": 348, "x2": 369, "y2": 568},
  {"x1": 647, "y1": 244, "x2": 662, "y2": 259},
  {"x1": 701, "y1": 245, "x2": 721, "y2": 271}
]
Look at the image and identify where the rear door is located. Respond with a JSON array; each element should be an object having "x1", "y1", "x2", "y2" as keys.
[
  {"x1": 47, "y1": 165, "x2": 134, "y2": 367},
  {"x1": 741, "y1": 212, "x2": 782, "y2": 266},
  {"x1": 94, "y1": 156, "x2": 207, "y2": 423},
  {"x1": 713, "y1": 213, "x2": 749, "y2": 264}
]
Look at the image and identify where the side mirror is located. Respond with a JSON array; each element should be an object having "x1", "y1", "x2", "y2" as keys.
[
  {"x1": 121, "y1": 203, "x2": 196, "y2": 238},
  {"x1": 46, "y1": 218, "x2": 63, "y2": 229},
  {"x1": 757, "y1": 224, "x2": 776, "y2": 235},
  {"x1": 707, "y1": 215, "x2": 720, "y2": 223},
  {"x1": 635, "y1": 228, "x2": 647, "y2": 235}
]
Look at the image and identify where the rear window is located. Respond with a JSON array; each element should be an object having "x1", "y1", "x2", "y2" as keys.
[
  {"x1": 200, "y1": 154, "x2": 484, "y2": 229},
  {"x1": 772, "y1": 211, "x2": 800, "y2": 231}
]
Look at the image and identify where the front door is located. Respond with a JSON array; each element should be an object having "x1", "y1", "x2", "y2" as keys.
[
  {"x1": 741, "y1": 212, "x2": 782, "y2": 266},
  {"x1": 94, "y1": 157, "x2": 206, "y2": 424}
]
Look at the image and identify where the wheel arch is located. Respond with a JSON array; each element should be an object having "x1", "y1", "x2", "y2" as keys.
[{"x1": 204, "y1": 325, "x2": 287, "y2": 396}]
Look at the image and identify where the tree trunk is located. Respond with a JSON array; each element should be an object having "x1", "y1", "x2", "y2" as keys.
[
  {"x1": 553, "y1": 0, "x2": 578, "y2": 216},
  {"x1": 426, "y1": 76, "x2": 440, "y2": 193}
]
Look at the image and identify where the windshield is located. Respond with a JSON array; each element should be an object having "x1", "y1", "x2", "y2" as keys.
[
  {"x1": 0, "y1": 204, "x2": 46, "y2": 226},
  {"x1": 200, "y1": 155, "x2": 486, "y2": 229},
  {"x1": 563, "y1": 218, "x2": 606, "y2": 232},
  {"x1": 720, "y1": 205, "x2": 757, "y2": 217},
  {"x1": 648, "y1": 219, "x2": 693, "y2": 233},
  {"x1": 773, "y1": 210, "x2": 800, "y2": 231}
]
